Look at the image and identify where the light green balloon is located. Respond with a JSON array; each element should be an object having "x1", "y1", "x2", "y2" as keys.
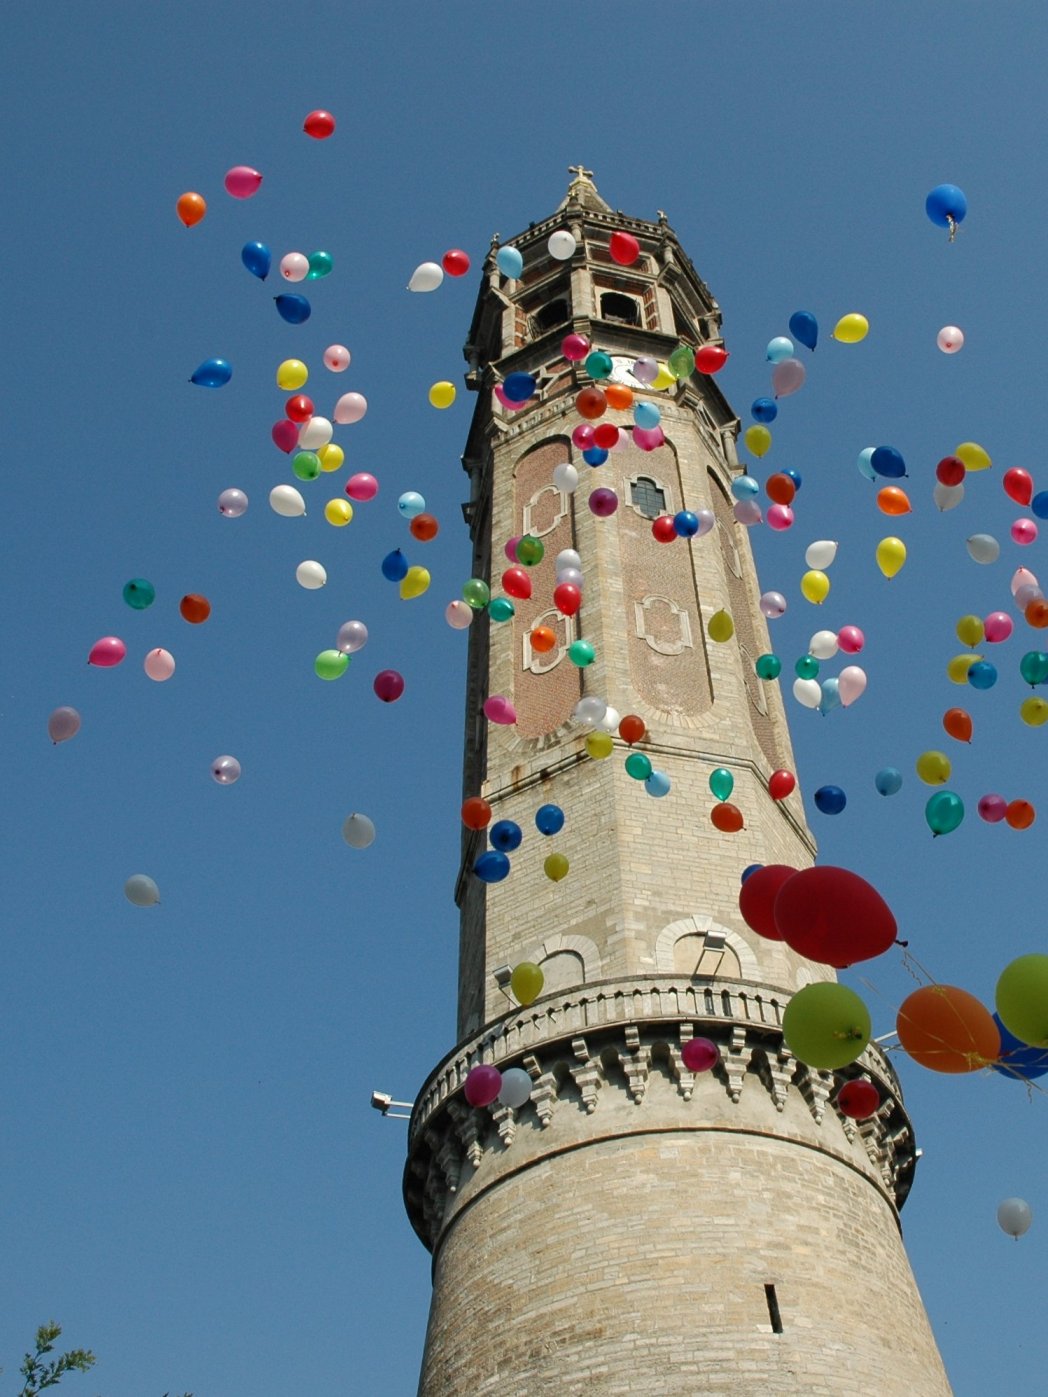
[
  {"x1": 996, "y1": 954, "x2": 1048, "y2": 1048},
  {"x1": 782, "y1": 982, "x2": 871, "y2": 1070},
  {"x1": 515, "y1": 535, "x2": 544, "y2": 566},
  {"x1": 292, "y1": 450, "x2": 321, "y2": 481},
  {"x1": 462, "y1": 578, "x2": 490, "y2": 609},
  {"x1": 315, "y1": 649, "x2": 349, "y2": 681},
  {"x1": 668, "y1": 343, "x2": 696, "y2": 379}
]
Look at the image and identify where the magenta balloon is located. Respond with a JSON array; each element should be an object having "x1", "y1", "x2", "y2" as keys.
[
  {"x1": 504, "y1": 536, "x2": 520, "y2": 562},
  {"x1": 224, "y1": 165, "x2": 263, "y2": 199},
  {"x1": 681, "y1": 1037, "x2": 719, "y2": 1073},
  {"x1": 984, "y1": 611, "x2": 1014, "y2": 643},
  {"x1": 334, "y1": 392, "x2": 368, "y2": 425},
  {"x1": 88, "y1": 636, "x2": 126, "y2": 667},
  {"x1": 837, "y1": 625, "x2": 865, "y2": 654},
  {"x1": 373, "y1": 670, "x2": 405, "y2": 702},
  {"x1": 1012, "y1": 518, "x2": 1038, "y2": 546},
  {"x1": 143, "y1": 648, "x2": 175, "y2": 681},
  {"x1": 493, "y1": 384, "x2": 528, "y2": 412},
  {"x1": 48, "y1": 706, "x2": 81, "y2": 743},
  {"x1": 272, "y1": 418, "x2": 299, "y2": 454},
  {"x1": 633, "y1": 426, "x2": 665, "y2": 452},
  {"x1": 589, "y1": 488, "x2": 619, "y2": 517},
  {"x1": 978, "y1": 793, "x2": 1008, "y2": 823},
  {"x1": 484, "y1": 695, "x2": 518, "y2": 725},
  {"x1": 766, "y1": 504, "x2": 794, "y2": 531},
  {"x1": 346, "y1": 472, "x2": 378, "y2": 502},
  {"x1": 464, "y1": 1064, "x2": 502, "y2": 1108},
  {"x1": 771, "y1": 357, "x2": 806, "y2": 398},
  {"x1": 572, "y1": 424, "x2": 596, "y2": 449}
]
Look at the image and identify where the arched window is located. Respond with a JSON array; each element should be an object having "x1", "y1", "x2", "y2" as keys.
[
  {"x1": 630, "y1": 476, "x2": 666, "y2": 519},
  {"x1": 600, "y1": 292, "x2": 640, "y2": 325},
  {"x1": 532, "y1": 299, "x2": 569, "y2": 335}
]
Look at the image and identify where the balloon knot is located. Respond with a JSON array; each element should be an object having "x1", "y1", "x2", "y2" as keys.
[{"x1": 895, "y1": 939, "x2": 909, "y2": 948}]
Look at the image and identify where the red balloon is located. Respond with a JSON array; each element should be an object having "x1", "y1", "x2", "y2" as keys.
[
  {"x1": 553, "y1": 582, "x2": 581, "y2": 616},
  {"x1": 575, "y1": 387, "x2": 607, "y2": 420},
  {"x1": 1003, "y1": 467, "x2": 1034, "y2": 506},
  {"x1": 593, "y1": 423, "x2": 619, "y2": 449},
  {"x1": 618, "y1": 714, "x2": 646, "y2": 745},
  {"x1": 502, "y1": 566, "x2": 532, "y2": 600},
  {"x1": 695, "y1": 345, "x2": 730, "y2": 375},
  {"x1": 837, "y1": 1080, "x2": 880, "y2": 1119},
  {"x1": 710, "y1": 802, "x2": 744, "y2": 833},
  {"x1": 935, "y1": 455, "x2": 966, "y2": 486},
  {"x1": 1006, "y1": 800, "x2": 1036, "y2": 830},
  {"x1": 681, "y1": 1037, "x2": 719, "y2": 1072},
  {"x1": 373, "y1": 669, "x2": 405, "y2": 703},
  {"x1": 652, "y1": 515, "x2": 677, "y2": 543},
  {"x1": 442, "y1": 249, "x2": 471, "y2": 277},
  {"x1": 765, "y1": 473, "x2": 796, "y2": 506},
  {"x1": 285, "y1": 394, "x2": 314, "y2": 423},
  {"x1": 739, "y1": 864, "x2": 797, "y2": 940},
  {"x1": 179, "y1": 593, "x2": 211, "y2": 624},
  {"x1": 303, "y1": 109, "x2": 336, "y2": 139},
  {"x1": 409, "y1": 513, "x2": 439, "y2": 542},
  {"x1": 609, "y1": 230, "x2": 640, "y2": 266},
  {"x1": 461, "y1": 796, "x2": 492, "y2": 830},
  {"x1": 272, "y1": 418, "x2": 299, "y2": 453},
  {"x1": 768, "y1": 769, "x2": 796, "y2": 800},
  {"x1": 773, "y1": 865, "x2": 896, "y2": 967}
]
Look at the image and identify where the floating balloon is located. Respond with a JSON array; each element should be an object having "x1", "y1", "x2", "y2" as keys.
[
  {"x1": 1013, "y1": 518, "x2": 1038, "y2": 546},
  {"x1": 997, "y1": 1199, "x2": 1033, "y2": 1239},
  {"x1": 408, "y1": 261, "x2": 443, "y2": 292},
  {"x1": 766, "y1": 504, "x2": 794, "y2": 531},
  {"x1": 429, "y1": 381, "x2": 456, "y2": 409},
  {"x1": 793, "y1": 677, "x2": 821, "y2": 709},
  {"x1": 122, "y1": 578, "x2": 156, "y2": 611},
  {"x1": 738, "y1": 864, "x2": 796, "y2": 940},
  {"x1": 710, "y1": 802, "x2": 743, "y2": 832},
  {"x1": 280, "y1": 252, "x2": 309, "y2": 282},
  {"x1": 936, "y1": 326, "x2": 964, "y2": 353},
  {"x1": 836, "y1": 624, "x2": 864, "y2": 653},
  {"x1": 461, "y1": 797, "x2": 492, "y2": 831},
  {"x1": 325, "y1": 499, "x2": 352, "y2": 527},
  {"x1": 535, "y1": 804, "x2": 565, "y2": 836},
  {"x1": 464, "y1": 1064, "x2": 503, "y2": 1105},
  {"x1": 837, "y1": 1080, "x2": 880, "y2": 1120},
  {"x1": 1006, "y1": 799, "x2": 1036, "y2": 829},
  {"x1": 942, "y1": 708, "x2": 973, "y2": 743},
  {"x1": 766, "y1": 474, "x2": 795, "y2": 506},
  {"x1": 484, "y1": 695, "x2": 517, "y2": 725},
  {"x1": 333, "y1": 392, "x2": 367, "y2": 425},
  {"x1": 341, "y1": 814, "x2": 376, "y2": 851},
  {"x1": 1020, "y1": 697, "x2": 1048, "y2": 727},
  {"x1": 968, "y1": 661, "x2": 997, "y2": 690},
  {"x1": 755, "y1": 654, "x2": 782, "y2": 680},
  {"x1": 804, "y1": 540, "x2": 838, "y2": 571},
  {"x1": 695, "y1": 345, "x2": 729, "y2": 375},
  {"x1": 709, "y1": 767, "x2": 734, "y2": 801},
  {"x1": 775, "y1": 866, "x2": 894, "y2": 966},
  {"x1": 241, "y1": 241, "x2": 271, "y2": 280},
  {"x1": 446, "y1": 600, "x2": 473, "y2": 630},
  {"x1": 497, "y1": 1068, "x2": 533, "y2": 1109},
  {"x1": 838, "y1": 666, "x2": 867, "y2": 707},
  {"x1": 707, "y1": 609, "x2": 734, "y2": 643},
  {"x1": 800, "y1": 571, "x2": 830, "y2": 604},
  {"x1": 489, "y1": 820, "x2": 523, "y2": 853},
  {"x1": 441, "y1": 249, "x2": 470, "y2": 277},
  {"x1": 956, "y1": 614, "x2": 985, "y2": 648},
  {"x1": 373, "y1": 670, "x2": 405, "y2": 703},
  {"x1": 307, "y1": 250, "x2": 333, "y2": 281},
  {"x1": 224, "y1": 165, "x2": 262, "y2": 199},
  {"x1": 336, "y1": 621, "x2": 368, "y2": 655},
  {"x1": 994, "y1": 1015, "x2": 1048, "y2": 1082},
  {"x1": 272, "y1": 418, "x2": 299, "y2": 453},
  {"x1": 88, "y1": 636, "x2": 126, "y2": 667},
  {"x1": 768, "y1": 770, "x2": 796, "y2": 800},
  {"x1": 48, "y1": 707, "x2": 81, "y2": 744},
  {"x1": 984, "y1": 611, "x2": 1013, "y2": 643},
  {"x1": 871, "y1": 447, "x2": 906, "y2": 480},
  {"x1": 544, "y1": 853, "x2": 570, "y2": 882},
  {"x1": 400, "y1": 566, "x2": 431, "y2": 601},
  {"x1": 346, "y1": 473, "x2": 378, "y2": 502},
  {"x1": 808, "y1": 630, "x2": 838, "y2": 660},
  {"x1": 274, "y1": 294, "x2": 311, "y2": 324},
  {"x1": 296, "y1": 561, "x2": 326, "y2": 590},
  {"x1": 771, "y1": 358, "x2": 805, "y2": 398},
  {"x1": 833, "y1": 313, "x2": 869, "y2": 343},
  {"x1": 760, "y1": 592, "x2": 787, "y2": 620},
  {"x1": 936, "y1": 456, "x2": 966, "y2": 486},
  {"x1": 933, "y1": 482, "x2": 965, "y2": 512},
  {"x1": 766, "y1": 337, "x2": 794, "y2": 363},
  {"x1": 176, "y1": 192, "x2": 206, "y2": 227},
  {"x1": 292, "y1": 450, "x2": 320, "y2": 481},
  {"x1": 857, "y1": 447, "x2": 877, "y2": 483},
  {"x1": 897, "y1": 985, "x2": 999, "y2": 1074},
  {"x1": 875, "y1": 536, "x2": 906, "y2": 579},
  {"x1": 925, "y1": 184, "x2": 968, "y2": 236},
  {"x1": 474, "y1": 851, "x2": 510, "y2": 884},
  {"x1": 190, "y1": 358, "x2": 232, "y2": 388},
  {"x1": 211, "y1": 755, "x2": 241, "y2": 785},
  {"x1": 997, "y1": 954, "x2": 1048, "y2": 1046},
  {"x1": 814, "y1": 785, "x2": 846, "y2": 816},
  {"x1": 496, "y1": 245, "x2": 523, "y2": 279},
  {"x1": 608, "y1": 230, "x2": 640, "y2": 265},
  {"x1": 734, "y1": 500, "x2": 762, "y2": 527},
  {"x1": 875, "y1": 767, "x2": 903, "y2": 796},
  {"x1": 303, "y1": 109, "x2": 335, "y2": 138},
  {"x1": 916, "y1": 750, "x2": 951, "y2": 785},
  {"x1": 324, "y1": 345, "x2": 351, "y2": 373},
  {"x1": 782, "y1": 983, "x2": 871, "y2": 1070},
  {"x1": 956, "y1": 441, "x2": 991, "y2": 472},
  {"x1": 144, "y1": 648, "x2": 175, "y2": 681},
  {"x1": 124, "y1": 874, "x2": 160, "y2": 907},
  {"x1": 926, "y1": 789, "x2": 964, "y2": 836},
  {"x1": 589, "y1": 488, "x2": 619, "y2": 518}
]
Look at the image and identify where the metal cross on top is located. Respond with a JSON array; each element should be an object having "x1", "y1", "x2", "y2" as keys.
[{"x1": 567, "y1": 163, "x2": 595, "y2": 183}]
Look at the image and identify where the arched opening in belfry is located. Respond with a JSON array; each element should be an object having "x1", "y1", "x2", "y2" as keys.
[
  {"x1": 673, "y1": 932, "x2": 742, "y2": 980},
  {"x1": 539, "y1": 949, "x2": 585, "y2": 993},
  {"x1": 532, "y1": 299, "x2": 569, "y2": 335},
  {"x1": 599, "y1": 291, "x2": 640, "y2": 325}
]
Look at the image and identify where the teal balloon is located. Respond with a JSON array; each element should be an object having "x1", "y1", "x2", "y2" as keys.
[
  {"x1": 625, "y1": 752, "x2": 652, "y2": 781},
  {"x1": 1020, "y1": 651, "x2": 1048, "y2": 686},
  {"x1": 709, "y1": 767, "x2": 734, "y2": 801},
  {"x1": 241, "y1": 241, "x2": 271, "y2": 280},
  {"x1": 568, "y1": 640, "x2": 595, "y2": 667},
  {"x1": 488, "y1": 597, "x2": 515, "y2": 623},
  {"x1": 755, "y1": 653, "x2": 782, "y2": 680},
  {"x1": 795, "y1": 655, "x2": 820, "y2": 681},
  {"x1": 122, "y1": 578, "x2": 155, "y2": 610},
  {"x1": 190, "y1": 357, "x2": 232, "y2": 387},
  {"x1": 307, "y1": 250, "x2": 333, "y2": 280},
  {"x1": 584, "y1": 350, "x2": 613, "y2": 380},
  {"x1": 926, "y1": 789, "x2": 964, "y2": 836}
]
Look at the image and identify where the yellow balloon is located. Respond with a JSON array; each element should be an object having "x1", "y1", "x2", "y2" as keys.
[
  {"x1": 585, "y1": 731, "x2": 615, "y2": 760},
  {"x1": 510, "y1": 962, "x2": 545, "y2": 1006},
  {"x1": 317, "y1": 443, "x2": 344, "y2": 473},
  {"x1": 544, "y1": 853, "x2": 570, "y2": 882},
  {"x1": 876, "y1": 536, "x2": 907, "y2": 579},
  {"x1": 324, "y1": 498, "x2": 353, "y2": 527},
  {"x1": 399, "y1": 565, "x2": 431, "y2": 600},
  {"x1": 800, "y1": 570, "x2": 831, "y2": 605},
  {"x1": 947, "y1": 653, "x2": 981, "y2": 684},
  {"x1": 955, "y1": 614, "x2": 984, "y2": 648},
  {"x1": 744, "y1": 425, "x2": 772, "y2": 459},
  {"x1": 708, "y1": 608, "x2": 735, "y2": 642},
  {"x1": 651, "y1": 363, "x2": 676, "y2": 391},
  {"x1": 832, "y1": 313, "x2": 869, "y2": 344},
  {"x1": 955, "y1": 441, "x2": 991, "y2": 472},
  {"x1": 916, "y1": 750, "x2": 951, "y2": 785},
  {"x1": 276, "y1": 358, "x2": 308, "y2": 390},
  {"x1": 429, "y1": 380, "x2": 456, "y2": 409},
  {"x1": 1021, "y1": 697, "x2": 1048, "y2": 728}
]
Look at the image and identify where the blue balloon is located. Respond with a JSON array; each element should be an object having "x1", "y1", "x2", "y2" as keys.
[
  {"x1": 857, "y1": 447, "x2": 877, "y2": 483},
  {"x1": 731, "y1": 475, "x2": 760, "y2": 502},
  {"x1": 751, "y1": 398, "x2": 778, "y2": 424},
  {"x1": 502, "y1": 371, "x2": 536, "y2": 403},
  {"x1": 782, "y1": 468, "x2": 802, "y2": 493},
  {"x1": 644, "y1": 770, "x2": 671, "y2": 798},
  {"x1": 489, "y1": 820, "x2": 523, "y2": 853},
  {"x1": 766, "y1": 336, "x2": 794, "y2": 363},
  {"x1": 967, "y1": 661, "x2": 998, "y2": 691},
  {"x1": 190, "y1": 358, "x2": 232, "y2": 388},
  {"x1": 740, "y1": 863, "x2": 763, "y2": 884},
  {"x1": 535, "y1": 804, "x2": 564, "y2": 836},
  {"x1": 814, "y1": 785, "x2": 847, "y2": 815},
  {"x1": 992, "y1": 1014, "x2": 1048, "y2": 1081},
  {"x1": 634, "y1": 401, "x2": 661, "y2": 430},
  {"x1": 673, "y1": 511, "x2": 699, "y2": 538},
  {"x1": 925, "y1": 184, "x2": 968, "y2": 230},
  {"x1": 788, "y1": 311, "x2": 818, "y2": 351},
  {"x1": 818, "y1": 677, "x2": 841, "y2": 716},
  {"x1": 274, "y1": 294, "x2": 311, "y2": 324},
  {"x1": 241, "y1": 240, "x2": 271, "y2": 280},
  {"x1": 380, "y1": 548, "x2": 409, "y2": 582},
  {"x1": 875, "y1": 767, "x2": 903, "y2": 797},
  {"x1": 1032, "y1": 491, "x2": 1048, "y2": 521},
  {"x1": 474, "y1": 851, "x2": 511, "y2": 883},
  {"x1": 582, "y1": 447, "x2": 608, "y2": 467},
  {"x1": 871, "y1": 446, "x2": 906, "y2": 479},
  {"x1": 496, "y1": 245, "x2": 523, "y2": 278}
]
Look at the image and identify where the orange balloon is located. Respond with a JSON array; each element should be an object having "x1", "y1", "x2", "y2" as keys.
[
  {"x1": 942, "y1": 707, "x2": 973, "y2": 743},
  {"x1": 710, "y1": 802, "x2": 744, "y2": 832},
  {"x1": 604, "y1": 383, "x2": 633, "y2": 411},
  {"x1": 575, "y1": 387, "x2": 607, "y2": 420},
  {"x1": 877, "y1": 486, "x2": 912, "y2": 516},
  {"x1": 618, "y1": 714, "x2": 646, "y2": 745},
  {"x1": 461, "y1": 797, "x2": 492, "y2": 830},
  {"x1": 179, "y1": 593, "x2": 211, "y2": 623},
  {"x1": 765, "y1": 473, "x2": 796, "y2": 506},
  {"x1": 1006, "y1": 799, "x2": 1036, "y2": 830},
  {"x1": 530, "y1": 626, "x2": 557, "y2": 654},
  {"x1": 1025, "y1": 598, "x2": 1048, "y2": 629},
  {"x1": 176, "y1": 192, "x2": 207, "y2": 227},
  {"x1": 409, "y1": 513, "x2": 439, "y2": 541},
  {"x1": 896, "y1": 985, "x2": 1000, "y2": 1074}
]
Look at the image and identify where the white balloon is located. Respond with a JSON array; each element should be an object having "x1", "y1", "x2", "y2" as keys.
[
  {"x1": 937, "y1": 325, "x2": 964, "y2": 354},
  {"x1": 966, "y1": 534, "x2": 1000, "y2": 565},
  {"x1": 124, "y1": 874, "x2": 160, "y2": 907},
  {"x1": 296, "y1": 560, "x2": 327, "y2": 590},
  {"x1": 595, "y1": 706, "x2": 621, "y2": 734},
  {"x1": 933, "y1": 481, "x2": 965, "y2": 512},
  {"x1": 144, "y1": 648, "x2": 175, "y2": 682},
  {"x1": 269, "y1": 485, "x2": 306, "y2": 518},
  {"x1": 333, "y1": 392, "x2": 368, "y2": 425},
  {"x1": 445, "y1": 600, "x2": 474, "y2": 630},
  {"x1": 342, "y1": 813, "x2": 376, "y2": 849},
  {"x1": 1011, "y1": 567, "x2": 1040, "y2": 597},
  {"x1": 547, "y1": 229, "x2": 577, "y2": 260},
  {"x1": 838, "y1": 665, "x2": 867, "y2": 707},
  {"x1": 337, "y1": 620, "x2": 369, "y2": 654},
  {"x1": 324, "y1": 344, "x2": 351, "y2": 372},
  {"x1": 573, "y1": 695, "x2": 607, "y2": 726},
  {"x1": 497, "y1": 1067, "x2": 534, "y2": 1108},
  {"x1": 556, "y1": 549, "x2": 582, "y2": 572},
  {"x1": 792, "y1": 678, "x2": 822, "y2": 709},
  {"x1": 211, "y1": 755, "x2": 242, "y2": 785},
  {"x1": 809, "y1": 630, "x2": 839, "y2": 660},
  {"x1": 997, "y1": 1198, "x2": 1032, "y2": 1238},
  {"x1": 804, "y1": 539, "x2": 839, "y2": 570},
  {"x1": 408, "y1": 261, "x2": 444, "y2": 292},
  {"x1": 553, "y1": 463, "x2": 579, "y2": 493},
  {"x1": 298, "y1": 416, "x2": 333, "y2": 449},
  {"x1": 557, "y1": 567, "x2": 584, "y2": 589},
  {"x1": 759, "y1": 591, "x2": 787, "y2": 620},
  {"x1": 1015, "y1": 584, "x2": 1044, "y2": 609},
  {"x1": 694, "y1": 509, "x2": 715, "y2": 538},
  {"x1": 280, "y1": 252, "x2": 309, "y2": 282}
]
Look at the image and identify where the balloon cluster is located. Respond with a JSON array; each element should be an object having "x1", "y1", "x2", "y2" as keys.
[{"x1": 464, "y1": 797, "x2": 568, "y2": 885}]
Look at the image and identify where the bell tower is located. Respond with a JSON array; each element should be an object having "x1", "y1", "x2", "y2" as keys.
[{"x1": 404, "y1": 172, "x2": 952, "y2": 1396}]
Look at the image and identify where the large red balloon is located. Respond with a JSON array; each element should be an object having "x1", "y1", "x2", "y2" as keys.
[
  {"x1": 609, "y1": 230, "x2": 640, "y2": 266},
  {"x1": 502, "y1": 566, "x2": 532, "y2": 600},
  {"x1": 1003, "y1": 468, "x2": 1033, "y2": 506},
  {"x1": 836, "y1": 1079, "x2": 880, "y2": 1119},
  {"x1": 935, "y1": 455, "x2": 966, "y2": 486},
  {"x1": 739, "y1": 864, "x2": 797, "y2": 941},
  {"x1": 553, "y1": 582, "x2": 581, "y2": 616},
  {"x1": 694, "y1": 345, "x2": 729, "y2": 375},
  {"x1": 773, "y1": 865, "x2": 896, "y2": 967},
  {"x1": 768, "y1": 769, "x2": 796, "y2": 800}
]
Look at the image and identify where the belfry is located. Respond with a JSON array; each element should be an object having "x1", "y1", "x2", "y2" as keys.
[{"x1": 403, "y1": 171, "x2": 952, "y2": 1396}]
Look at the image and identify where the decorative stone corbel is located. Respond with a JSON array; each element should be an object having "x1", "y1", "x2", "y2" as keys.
[
  {"x1": 622, "y1": 1023, "x2": 651, "y2": 1104},
  {"x1": 447, "y1": 1099, "x2": 483, "y2": 1170},
  {"x1": 721, "y1": 1025, "x2": 751, "y2": 1104},
  {"x1": 570, "y1": 1036, "x2": 601, "y2": 1114}
]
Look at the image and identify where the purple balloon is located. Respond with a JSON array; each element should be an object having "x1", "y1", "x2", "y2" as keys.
[
  {"x1": 771, "y1": 357, "x2": 806, "y2": 399},
  {"x1": 464, "y1": 1064, "x2": 502, "y2": 1108},
  {"x1": 48, "y1": 706, "x2": 81, "y2": 744},
  {"x1": 589, "y1": 487, "x2": 619, "y2": 517}
]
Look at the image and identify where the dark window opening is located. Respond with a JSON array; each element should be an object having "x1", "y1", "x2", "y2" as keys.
[
  {"x1": 630, "y1": 477, "x2": 666, "y2": 519},
  {"x1": 600, "y1": 292, "x2": 640, "y2": 325},
  {"x1": 533, "y1": 299, "x2": 569, "y2": 334},
  {"x1": 764, "y1": 1284, "x2": 783, "y2": 1334}
]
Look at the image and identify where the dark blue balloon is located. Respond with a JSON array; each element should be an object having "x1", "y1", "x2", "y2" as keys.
[
  {"x1": 814, "y1": 785, "x2": 847, "y2": 815},
  {"x1": 502, "y1": 371, "x2": 536, "y2": 403},
  {"x1": 740, "y1": 863, "x2": 763, "y2": 884},
  {"x1": 582, "y1": 447, "x2": 608, "y2": 467},
  {"x1": 535, "y1": 803, "x2": 565, "y2": 836},
  {"x1": 1032, "y1": 491, "x2": 1048, "y2": 520},
  {"x1": 992, "y1": 1013, "x2": 1048, "y2": 1081},
  {"x1": 751, "y1": 397, "x2": 778, "y2": 424},
  {"x1": 274, "y1": 294, "x2": 311, "y2": 324},
  {"x1": 489, "y1": 820, "x2": 523, "y2": 852},
  {"x1": 381, "y1": 548, "x2": 409, "y2": 582},
  {"x1": 190, "y1": 358, "x2": 232, "y2": 388},
  {"x1": 871, "y1": 446, "x2": 906, "y2": 479},
  {"x1": 673, "y1": 510, "x2": 699, "y2": 538},
  {"x1": 925, "y1": 184, "x2": 968, "y2": 230},
  {"x1": 874, "y1": 767, "x2": 903, "y2": 797},
  {"x1": 967, "y1": 661, "x2": 998, "y2": 691},
  {"x1": 241, "y1": 240, "x2": 271, "y2": 280},
  {"x1": 474, "y1": 851, "x2": 511, "y2": 883},
  {"x1": 788, "y1": 311, "x2": 818, "y2": 351},
  {"x1": 782, "y1": 468, "x2": 802, "y2": 493}
]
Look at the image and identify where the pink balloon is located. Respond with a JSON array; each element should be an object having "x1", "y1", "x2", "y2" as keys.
[
  {"x1": 837, "y1": 625, "x2": 865, "y2": 654},
  {"x1": 681, "y1": 1037, "x2": 719, "y2": 1072},
  {"x1": 772, "y1": 358, "x2": 806, "y2": 398},
  {"x1": 484, "y1": 695, "x2": 517, "y2": 725},
  {"x1": 143, "y1": 648, "x2": 175, "y2": 682},
  {"x1": 978, "y1": 793, "x2": 1008, "y2": 823},
  {"x1": 611, "y1": 427, "x2": 630, "y2": 451},
  {"x1": 279, "y1": 252, "x2": 309, "y2": 282},
  {"x1": 766, "y1": 503, "x2": 795, "y2": 531},
  {"x1": 1012, "y1": 518, "x2": 1038, "y2": 546},
  {"x1": 733, "y1": 500, "x2": 762, "y2": 527},
  {"x1": 633, "y1": 426, "x2": 665, "y2": 452},
  {"x1": 445, "y1": 600, "x2": 473, "y2": 629},
  {"x1": 464, "y1": 1064, "x2": 502, "y2": 1107},
  {"x1": 984, "y1": 611, "x2": 1014, "y2": 643},
  {"x1": 504, "y1": 537, "x2": 520, "y2": 562},
  {"x1": 272, "y1": 418, "x2": 299, "y2": 454},
  {"x1": 334, "y1": 392, "x2": 367, "y2": 425},
  {"x1": 323, "y1": 344, "x2": 351, "y2": 372},
  {"x1": 493, "y1": 385, "x2": 528, "y2": 412},
  {"x1": 1011, "y1": 567, "x2": 1040, "y2": 597},
  {"x1": 571, "y1": 424, "x2": 596, "y2": 450},
  {"x1": 562, "y1": 333, "x2": 590, "y2": 361},
  {"x1": 224, "y1": 165, "x2": 263, "y2": 199},
  {"x1": 838, "y1": 665, "x2": 868, "y2": 706},
  {"x1": 88, "y1": 636, "x2": 126, "y2": 667},
  {"x1": 346, "y1": 473, "x2": 378, "y2": 502}
]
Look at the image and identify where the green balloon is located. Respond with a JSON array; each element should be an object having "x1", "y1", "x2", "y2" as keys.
[
  {"x1": 782, "y1": 982, "x2": 871, "y2": 1070},
  {"x1": 122, "y1": 578, "x2": 156, "y2": 610},
  {"x1": 568, "y1": 639, "x2": 595, "y2": 667},
  {"x1": 292, "y1": 450, "x2": 321, "y2": 481},
  {"x1": 709, "y1": 766, "x2": 734, "y2": 801},
  {"x1": 794, "y1": 655, "x2": 820, "y2": 681},
  {"x1": 488, "y1": 597, "x2": 515, "y2": 623},
  {"x1": 925, "y1": 789, "x2": 964, "y2": 836},
  {"x1": 625, "y1": 752, "x2": 653, "y2": 781},
  {"x1": 315, "y1": 649, "x2": 349, "y2": 680},
  {"x1": 668, "y1": 343, "x2": 695, "y2": 379},
  {"x1": 996, "y1": 954, "x2": 1048, "y2": 1047},
  {"x1": 306, "y1": 250, "x2": 333, "y2": 280},
  {"x1": 584, "y1": 350, "x2": 613, "y2": 380},
  {"x1": 516, "y1": 535, "x2": 544, "y2": 566},
  {"x1": 755, "y1": 653, "x2": 782, "y2": 680},
  {"x1": 462, "y1": 578, "x2": 490, "y2": 609},
  {"x1": 1019, "y1": 650, "x2": 1048, "y2": 687}
]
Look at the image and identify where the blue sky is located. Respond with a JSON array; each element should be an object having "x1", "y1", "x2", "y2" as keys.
[{"x1": 4, "y1": 5, "x2": 1048, "y2": 1394}]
